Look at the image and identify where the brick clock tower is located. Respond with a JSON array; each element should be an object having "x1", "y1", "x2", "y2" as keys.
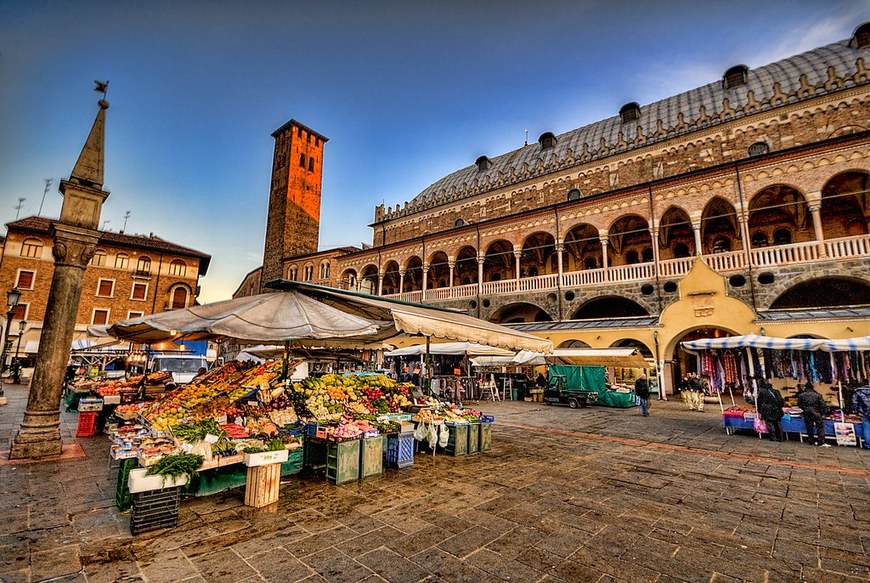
[{"x1": 262, "y1": 119, "x2": 328, "y2": 286}]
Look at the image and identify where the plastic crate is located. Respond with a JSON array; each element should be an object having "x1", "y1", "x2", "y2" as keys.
[
  {"x1": 467, "y1": 422, "x2": 481, "y2": 454},
  {"x1": 114, "y1": 458, "x2": 137, "y2": 510},
  {"x1": 76, "y1": 412, "x2": 99, "y2": 437},
  {"x1": 443, "y1": 424, "x2": 468, "y2": 456},
  {"x1": 480, "y1": 422, "x2": 493, "y2": 452},
  {"x1": 130, "y1": 486, "x2": 181, "y2": 535},
  {"x1": 325, "y1": 439, "x2": 360, "y2": 485},
  {"x1": 360, "y1": 434, "x2": 385, "y2": 479},
  {"x1": 386, "y1": 432, "x2": 414, "y2": 468}
]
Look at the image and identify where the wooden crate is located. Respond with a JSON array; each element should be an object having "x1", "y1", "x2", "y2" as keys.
[
  {"x1": 467, "y1": 422, "x2": 480, "y2": 454},
  {"x1": 360, "y1": 435, "x2": 385, "y2": 479},
  {"x1": 326, "y1": 439, "x2": 360, "y2": 485},
  {"x1": 244, "y1": 463, "x2": 282, "y2": 508},
  {"x1": 480, "y1": 422, "x2": 493, "y2": 452},
  {"x1": 444, "y1": 424, "x2": 468, "y2": 456}
]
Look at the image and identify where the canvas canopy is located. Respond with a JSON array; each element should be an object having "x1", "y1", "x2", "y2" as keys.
[
  {"x1": 681, "y1": 334, "x2": 870, "y2": 352},
  {"x1": 470, "y1": 347, "x2": 649, "y2": 368},
  {"x1": 385, "y1": 342, "x2": 514, "y2": 357},
  {"x1": 105, "y1": 281, "x2": 552, "y2": 353}
]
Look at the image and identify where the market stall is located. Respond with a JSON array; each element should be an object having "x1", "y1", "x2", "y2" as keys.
[
  {"x1": 682, "y1": 334, "x2": 870, "y2": 445},
  {"x1": 98, "y1": 281, "x2": 546, "y2": 532}
]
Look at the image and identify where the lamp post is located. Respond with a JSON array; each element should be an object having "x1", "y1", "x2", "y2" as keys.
[
  {"x1": 13, "y1": 320, "x2": 27, "y2": 384},
  {"x1": 0, "y1": 287, "x2": 22, "y2": 374}
]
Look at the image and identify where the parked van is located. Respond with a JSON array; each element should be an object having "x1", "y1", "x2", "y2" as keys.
[{"x1": 149, "y1": 353, "x2": 208, "y2": 386}]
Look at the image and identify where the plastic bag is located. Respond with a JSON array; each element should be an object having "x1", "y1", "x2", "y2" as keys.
[
  {"x1": 428, "y1": 424, "x2": 438, "y2": 449},
  {"x1": 413, "y1": 422, "x2": 427, "y2": 442},
  {"x1": 438, "y1": 425, "x2": 449, "y2": 448},
  {"x1": 753, "y1": 418, "x2": 767, "y2": 433}
]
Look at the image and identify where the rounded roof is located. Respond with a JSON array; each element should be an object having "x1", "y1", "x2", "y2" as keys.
[{"x1": 398, "y1": 38, "x2": 867, "y2": 214}]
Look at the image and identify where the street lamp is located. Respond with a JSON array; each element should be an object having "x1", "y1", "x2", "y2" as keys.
[
  {"x1": 13, "y1": 320, "x2": 27, "y2": 383},
  {"x1": 0, "y1": 286, "x2": 22, "y2": 374}
]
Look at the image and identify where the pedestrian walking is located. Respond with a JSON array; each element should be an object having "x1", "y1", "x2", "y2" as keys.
[
  {"x1": 680, "y1": 373, "x2": 694, "y2": 410},
  {"x1": 635, "y1": 373, "x2": 650, "y2": 416},
  {"x1": 756, "y1": 381, "x2": 785, "y2": 441},
  {"x1": 851, "y1": 384, "x2": 870, "y2": 449},
  {"x1": 691, "y1": 373, "x2": 706, "y2": 412},
  {"x1": 797, "y1": 382, "x2": 830, "y2": 447}
]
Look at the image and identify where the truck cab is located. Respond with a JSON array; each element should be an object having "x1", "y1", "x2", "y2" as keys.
[
  {"x1": 543, "y1": 375, "x2": 598, "y2": 408},
  {"x1": 148, "y1": 353, "x2": 208, "y2": 387}
]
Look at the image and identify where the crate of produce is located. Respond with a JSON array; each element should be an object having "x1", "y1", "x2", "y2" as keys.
[
  {"x1": 386, "y1": 432, "x2": 414, "y2": 468},
  {"x1": 325, "y1": 438, "x2": 360, "y2": 485},
  {"x1": 128, "y1": 468, "x2": 189, "y2": 493},
  {"x1": 76, "y1": 411, "x2": 99, "y2": 437},
  {"x1": 243, "y1": 449, "x2": 289, "y2": 467},
  {"x1": 480, "y1": 421, "x2": 493, "y2": 452},
  {"x1": 130, "y1": 486, "x2": 181, "y2": 535},
  {"x1": 360, "y1": 434, "x2": 385, "y2": 479},
  {"x1": 114, "y1": 458, "x2": 138, "y2": 510},
  {"x1": 245, "y1": 462, "x2": 282, "y2": 508},
  {"x1": 443, "y1": 423, "x2": 468, "y2": 456},
  {"x1": 78, "y1": 397, "x2": 104, "y2": 412},
  {"x1": 467, "y1": 422, "x2": 481, "y2": 454}
]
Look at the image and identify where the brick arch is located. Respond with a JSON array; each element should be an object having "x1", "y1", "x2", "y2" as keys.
[
  {"x1": 821, "y1": 170, "x2": 870, "y2": 237},
  {"x1": 766, "y1": 275, "x2": 870, "y2": 310},
  {"x1": 483, "y1": 239, "x2": 514, "y2": 283},
  {"x1": 658, "y1": 205, "x2": 694, "y2": 257},
  {"x1": 747, "y1": 184, "x2": 812, "y2": 248},
  {"x1": 488, "y1": 301, "x2": 554, "y2": 324},
  {"x1": 607, "y1": 214, "x2": 652, "y2": 264},
  {"x1": 570, "y1": 295, "x2": 650, "y2": 319},
  {"x1": 609, "y1": 337, "x2": 654, "y2": 358},
  {"x1": 454, "y1": 246, "x2": 478, "y2": 286},
  {"x1": 701, "y1": 196, "x2": 741, "y2": 254},
  {"x1": 563, "y1": 222, "x2": 602, "y2": 271}
]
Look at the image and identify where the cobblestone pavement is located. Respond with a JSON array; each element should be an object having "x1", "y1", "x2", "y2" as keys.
[{"x1": 2, "y1": 383, "x2": 869, "y2": 583}]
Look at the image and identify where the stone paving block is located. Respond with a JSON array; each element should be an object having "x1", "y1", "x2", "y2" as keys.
[
  {"x1": 232, "y1": 524, "x2": 308, "y2": 558},
  {"x1": 301, "y1": 547, "x2": 377, "y2": 583},
  {"x1": 436, "y1": 526, "x2": 501, "y2": 559},
  {"x1": 466, "y1": 547, "x2": 543, "y2": 583},
  {"x1": 336, "y1": 526, "x2": 405, "y2": 558},
  {"x1": 137, "y1": 548, "x2": 199, "y2": 583},
  {"x1": 357, "y1": 547, "x2": 430, "y2": 583},
  {"x1": 29, "y1": 544, "x2": 81, "y2": 582},
  {"x1": 188, "y1": 548, "x2": 257, "y2": 583},
  {"x1": 245, "y1": 547, "x2": 316, "y2": 582},
  {"x1": 408, "y1": 547, "x2": 487, "y2": 583}
]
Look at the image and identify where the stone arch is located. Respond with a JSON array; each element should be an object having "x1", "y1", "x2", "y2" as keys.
[
  {"x1": 455, "y1": 246, "x2": 478, "y2": 286},
  {"x1": 658, "y1": 205, "x2": 694, "y2": 258},
  {"x1": 747, "y1": 184, "x2": 812, "y2": 248},
  {"x1": 403, "y1": 256, "x2": 423, "y2": 292},
  {"x1": 489, "y1": 302, "x2": 553, "y2": 324},
  {"x1": 701, "y1": 196, "x2": 741, "y2": 254},
  {"x1": 483, "y1": 239, "x2": 514, "y2": 283},
  {"x1": 607, "y1": 214, "x2": 652, "y2": 266},
  {"x1": 359, "y1": 264, "x2": 379, "y2": 294},
  {"x1": 520, "y1": 231, "x2": 556, "y2": 278},
  {"x1": 571, "y1": 296, "x2": 650, "y2": 319},
  {"x1": 821, "y1": 171, "x2": 869, "y2": 237},
  {"x1": 557, "y1": 339, "x2": 590, "y2": 348},
  {"x1": 428, "y1": 251, "x2": 450, "y2": 289},
  {"x1": 667, "y1": 326, "x2": 741, "y2": 393},
  {"x1": 340, "y1": 268, "x2": 357, "y2": 289},
  {"x1": 563, "y1": 223, "x2": 602, "y2": 271},
  {"x1": 381, "y1": 260, "x2": 401, "y2": 295},
  {"x1": 769, "y1": 276, "x2": 870, "y2": 309},
  {"x1": 168, "y1": 283, "x2": 193, "y2": 310},
  {"x1": 609, "y1": 338, "x2": 653, "y2": 358}
]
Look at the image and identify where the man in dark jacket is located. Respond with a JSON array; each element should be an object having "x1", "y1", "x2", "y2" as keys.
[
  {"x1": 797, "y1": 383, "x2": 829, "y2": 447},
  {"x1": 756, "y1": 381, "x2": 785, "y2": 442},
  {"x1": 634, "y1": 373, "x2": 650, "y2": 416},
  {"x1": 851, "y1": 385, "x2": 870, "y2": 449}
]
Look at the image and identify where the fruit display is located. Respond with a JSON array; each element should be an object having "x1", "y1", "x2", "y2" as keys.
[{"x1": 289, "y1": 374, "x2": 414, "y2": 421}]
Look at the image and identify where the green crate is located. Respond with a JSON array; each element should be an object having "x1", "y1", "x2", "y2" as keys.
[
  {"x1": 326, "y1": 439, "x2": 360, "y2": 485},
  {"x1": 304, "y1": 436, "x2": 328, "y2": 471},
  {"x1": 467, "y1": 422, "x2": 480, "y2": 454},
  {"x1": 480, "y1": 422, "x2": 493, "y2": 452},
  {"x1": 360, "y1": 435, "x2": 385, "y2": 479},
  {"x1": 282, "y1": 447, "x2": 304, "y2": 476},
  {"x1": 444, "y1": 424, "x2": 468, "y2": 456},
  {"x1": 114, "y1": 458, "x2": 137, "y2": 510}
]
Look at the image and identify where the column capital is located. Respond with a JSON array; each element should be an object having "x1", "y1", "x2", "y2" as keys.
[
  {"x1": 447, "y1": 260, "x2": 456, "y2": 269},
  {"x1": 807, "y1": 203, "x2": 821, "y2": 213},
  {"x1": 599, "y1": 236, "x2": 609, "y2": 246},
  {"x1": 513, "y1": 250, "x2": 523, "y2": 258},
  {"x1": 398, "y1": 269, "x2": 406, "y2": 276},
  {"x1": 554, "y1": 243, "x2": 565, "y2": 252}
]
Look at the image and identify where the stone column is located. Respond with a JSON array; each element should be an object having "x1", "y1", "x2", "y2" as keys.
[
  {"x1": 555, "y1": 243, "x2": 564, "y2": 284},
  {"x1": 421, "y1": 263, "x2": 429, "y2": 296},
  {"x1": 808, "y1": 202, "x2": 827, "y2": 258},
  {"x1": 477, "y1": 255, "x2": 485, "y2": 295},
  {"x1": 649, "y1": 226, "x2": 660, "y2": 276},
  {"x1": 737, "y1": 209, "x2": 752, "y2": 266},
  {"x1": 448, "y1": 260, "x2": 455, "y2": 288},
  {"x1": 599, "y1": 235, "x2": 610, "y2": 280},
  {"x1": 377, "y1": 274, "x2": 384, "y2": 296},
  {"x1": 11, "y1": 95, "x2": 110, "y2": 459},
  {"x1": 398, "y1": 270, "x2": 405, "y2": 294},
  {"x1": 691, "y1": 219, "x2": 703, "y2": 255}
]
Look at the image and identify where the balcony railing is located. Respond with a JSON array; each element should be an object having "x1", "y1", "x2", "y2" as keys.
[{"x1": 378, "y1": 233, "x2": 870, "y2": 302}]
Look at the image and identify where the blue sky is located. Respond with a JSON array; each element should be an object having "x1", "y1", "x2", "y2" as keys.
[{"x1": 1, "y1": 0, "x2": 868, "y2": 303}]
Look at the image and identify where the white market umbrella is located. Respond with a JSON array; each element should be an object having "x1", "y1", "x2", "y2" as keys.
[{"x1": 385, "y1": 342, "x2": 515, "y2": 357}]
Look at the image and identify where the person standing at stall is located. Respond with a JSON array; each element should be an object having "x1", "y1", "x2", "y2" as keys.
[
  {"x1": 851, "y1": 384, "x2": 870, "y2": 449},
  {"x1": 757, "y1": 380, "x2": 785, "y2": 442},
  {"x1": 797, "y1": 382, "x2": 830, "y2": 447},
  {"x1": 634, "y1": 373, "x2": 650, "y2": 416}
]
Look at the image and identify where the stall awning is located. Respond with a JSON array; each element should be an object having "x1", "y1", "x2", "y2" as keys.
[
  {"x1": 681, "y1": 334, "x2": 870, "y2": 352},
  {"x1": 385, "y1": 342, "x2": 514, "y2": 357},
  {"x1": 471, "y1": 348, "x2": 649, "y2": 368}
]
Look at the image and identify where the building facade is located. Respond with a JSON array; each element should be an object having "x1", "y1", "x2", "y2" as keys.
[
  {"x1": 327, "y1": 24, "x2": 870, "y2": 394},
  {"x1": 0, "y1": 216, "x2": 211, "y2": 363}
]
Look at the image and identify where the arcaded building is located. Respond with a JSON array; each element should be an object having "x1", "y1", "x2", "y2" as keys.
[{"x1": 317, "y1": 24, "x2": 870, "y2": 394}]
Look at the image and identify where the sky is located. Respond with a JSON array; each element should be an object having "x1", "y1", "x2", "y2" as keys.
[{"x1": 1, "y1": 0, "x2": 869, "y2": 303}]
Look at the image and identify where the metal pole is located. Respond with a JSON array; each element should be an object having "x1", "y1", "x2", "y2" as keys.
[
  {"x1": 0, "y1": 309, "x2": 13, "y2": 373},
  {"x1": 14, "y1": 329, "x2": 24, "y2": 383}
]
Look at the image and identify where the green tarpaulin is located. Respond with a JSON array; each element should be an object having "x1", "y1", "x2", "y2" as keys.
[{"x1": 549, "y1": 365, "x2": 636, "y2": 408}]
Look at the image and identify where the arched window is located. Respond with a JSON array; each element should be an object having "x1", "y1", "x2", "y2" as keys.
[
  {"x1": 619, "y1": 102, "x2": 641, "y2": 123},
  {"x1": 91, "y1": 250, "x2": 107, "y2": 267},
  {"x1": 454, "y1": 218, "x2": 467, "y2": 228},
  {"x1": 171, "y1": 286, "x2": 189, "y2": 309},
  {"x1": 308, "y1": 157, "x2": 315, "y2": 172},
  {"x1": 21, "y1": 238, "x2": 42, "y2": 258},
  {"x1": 288, "y1": 266, "x2": 298, "y2": 280},
  {"x1": 748, "y1": 142, "x2": 770, "y2": 157},
  {"x1": 712, "y1": 237, "x2": 731, "y2": 253},
  {"x1": 168, "y1": 260, "x2": 187, "y2": 277},
  {"x1": 584, "y1": 257, "x2": 598, "y2": 270},
  {"x1": 773, "y1": 229, "x2": 792, "y2": 245},
  {"x1": 723, "y1": 65, "x2": 749, "y2": 89},
  {"x1": 299, "y1": 153, "x2": 306, "y2": 168},
  {"x1": 319, "y1": 262, "x2": 330, "y2": 279},
  {"x1": 625, "y1": 251, "x2": 639, "y2": 264},
  {"x1": 567, "y1": 189, "x2": 582, "y2": 201},
  {"x1": 751, "y1": 232, "x2": 768, "y2": 248},
  {"x1": 136, "y1": 256, "x2": 152, "y2": 275},
  {"x1": 642, "y1": 247, "x2": 653, "y2": 263},
  {"x1": 304, "y1": 265, "x2": 314, "y2": 281},
  {"x1": 673, "y1": 243, "x2": 691, "y2": 258},
  {"x1": 114, "y1": 253, "x2": 129, "y2": 269}
]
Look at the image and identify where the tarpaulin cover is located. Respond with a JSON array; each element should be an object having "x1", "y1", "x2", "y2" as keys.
[
  {"x1": 386, "y1": 342, "x2": 514, "y2": 357},
  {"x1": 549, "y1": 365, "x2": 635, "y2": 408},
  {"x1": 681, "y1": 334, "x2": 870, "y2": 352}
]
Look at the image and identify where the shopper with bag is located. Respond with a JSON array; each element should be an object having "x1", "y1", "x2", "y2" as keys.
[
  {"x1": 851, "y1": 385, "x2": 870, "y2": 449},
  {"x1": 756, "y1": 381, "x2": 785, "y2": 442},
  {"x1": 797, "y1": 382, "x2": 830, "y2": 447},
  {"x1": 634, "y1": 373, "x2": 650, "y2": 416}
]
